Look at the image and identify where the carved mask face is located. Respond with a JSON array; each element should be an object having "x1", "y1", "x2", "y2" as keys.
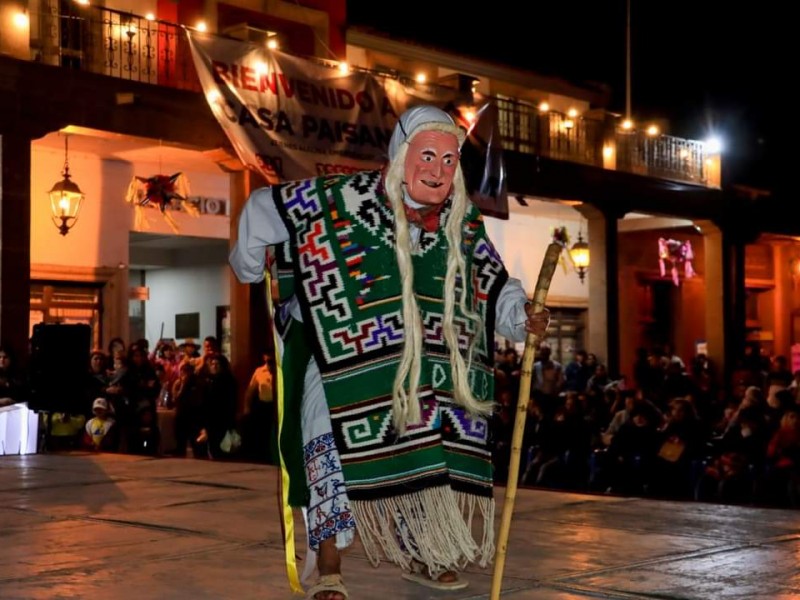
[{"x1": 403, "y1": 130, "x2": 460, "y2": 206}]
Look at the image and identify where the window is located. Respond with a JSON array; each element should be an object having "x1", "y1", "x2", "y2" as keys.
[
  {"x1": 30, "y1": 282, "x2": 102, "y2": 350},
  {"x1": 495, "y1": 95, "x2": 537, "y2": 154},
  {"x1": 175, "y1": 313, "x2": 200, "y2": 339},
  {"x1": 542, "y1": 308, "x2": 586, "y2": 364},
  {"x1": 58, "y1": 0, "x2": 89, "y2": 69},
  {"x1": 495, "y1": 307, "x2": 586, "y2": 365}
]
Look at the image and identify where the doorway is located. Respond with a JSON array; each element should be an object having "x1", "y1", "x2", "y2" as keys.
[{"x1": 640, "y1": 280, "x2": 675, "y2": 353}]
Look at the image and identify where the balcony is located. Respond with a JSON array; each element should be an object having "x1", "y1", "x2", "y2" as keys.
[
  {"x1": 12, "y1": 4, "x2": 718, "y2": 188},
  {"x1": 615, "y1": 129, "x2": 708, "y2": 185},
  {"x1": 28, "y1": 3, "x2": 200, "y2": 92},
  {"x1": 494, "y1": 97, "x2": 717, "y2": 187}
]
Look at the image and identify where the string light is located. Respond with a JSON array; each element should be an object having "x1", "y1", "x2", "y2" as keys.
[{"x1": 13, "y1": 10, "x2": 29, "y2": 28}]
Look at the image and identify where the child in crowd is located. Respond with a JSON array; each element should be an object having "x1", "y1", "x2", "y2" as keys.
[{"x1": 83, "y1": 397, "x2": 117, "y2": 452}]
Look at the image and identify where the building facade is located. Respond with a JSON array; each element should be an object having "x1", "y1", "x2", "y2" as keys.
[{"x1": 0, "y1": 0, "x2": 793, "y2": 405}]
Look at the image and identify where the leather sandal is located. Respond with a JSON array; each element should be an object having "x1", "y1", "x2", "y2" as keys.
[
  {"x1": 401, "y1": 560, "x2": 468, "y2": 590},
  {"x1": 306, "y1": 573, "x2": 348, "y2": 600}
]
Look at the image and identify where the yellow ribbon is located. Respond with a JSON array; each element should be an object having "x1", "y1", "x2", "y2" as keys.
[{"x1": 266, "y1": 270, "x2": 304, "y2": 595}]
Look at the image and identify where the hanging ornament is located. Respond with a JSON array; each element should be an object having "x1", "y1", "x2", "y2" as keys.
[
  {"x1": 125, "y1": 172, "x2": 198, "y2": 233},
  {"x1": 551, "y1": 226, "x2": 571, "y2": 274},
  {"x1": 658, "y1": 237, "x2": 696, "y2": 286}
]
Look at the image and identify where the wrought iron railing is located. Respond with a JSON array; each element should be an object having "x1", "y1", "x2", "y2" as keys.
[
  {"x1": 615, "y1": 130, "x2": 706, "y2": 184},
  {"x1": 546, "y1": 110, "x2": 604, "y2": 167},
  {"x1": 33, "y1": 2, "x2": 199, "y2": 91},
  {"x1": 30, "y1": 3, "x2": 710, "y2": 186}
]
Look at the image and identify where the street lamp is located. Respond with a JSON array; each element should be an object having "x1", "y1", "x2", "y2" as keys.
[
  {"x1": 569, "y1": 231, "x2": 590, "y2": 283},
  {"x1": 49, "y1": 135, "x2": 85, "y2": 236}
]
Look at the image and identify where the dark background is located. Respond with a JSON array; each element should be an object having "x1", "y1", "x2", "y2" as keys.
[{"x1": 347, "y1": 0, "x2": 787, "y2": 192}]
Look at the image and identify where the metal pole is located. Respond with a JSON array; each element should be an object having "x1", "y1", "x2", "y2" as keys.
[{"x1": 626, "y1": 0, "x2": 632, "y2": 121}]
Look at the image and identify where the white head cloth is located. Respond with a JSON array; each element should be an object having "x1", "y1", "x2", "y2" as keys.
[
  {"x1": 387, "y1": 105, "x2": 466, "y2": 162},
  {"x1": 387, "y1": 105, "x2": 466, "y2": 208}
]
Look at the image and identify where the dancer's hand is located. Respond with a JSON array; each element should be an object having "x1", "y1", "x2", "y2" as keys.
[{"x1": 524, "y1": 304, "x2": 550, "y2": 337}]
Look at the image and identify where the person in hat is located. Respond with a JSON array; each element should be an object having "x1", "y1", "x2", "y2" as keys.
[
  {"x1": 230, "y1": 104, "x2": 549, "y2": 599},
  {"x1": 83, "y1": 397, "x2": 117, "y2": 452},
  {"x1": 178, "y1": 338, "x2": 200, "y2": 369}
]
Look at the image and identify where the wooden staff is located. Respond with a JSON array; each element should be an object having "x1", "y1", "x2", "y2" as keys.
[{"x1": 490, "y1": 241, "x2": 563, "y2": 600}]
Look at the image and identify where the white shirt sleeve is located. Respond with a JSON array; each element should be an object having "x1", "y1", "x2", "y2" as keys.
[
  {"x1": 494, "y1": 276, "x2": 530, "y2": 343},
  {"x1": 229, "y1": 187, "x2": 290, "y2": 284}
]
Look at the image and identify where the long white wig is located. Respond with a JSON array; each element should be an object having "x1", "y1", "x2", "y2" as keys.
[{"x1": 384, "y1": 106, "x2": 492, "y2": 433}]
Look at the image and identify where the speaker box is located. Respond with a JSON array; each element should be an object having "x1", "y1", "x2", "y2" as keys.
[{"x1": 28, "y1": 323, "x2": 92, "y2": 414}]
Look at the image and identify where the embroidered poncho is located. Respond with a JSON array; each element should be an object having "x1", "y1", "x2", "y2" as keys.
[{"x1": 274, "y1": 170, "x2": 509, "y2": 571}]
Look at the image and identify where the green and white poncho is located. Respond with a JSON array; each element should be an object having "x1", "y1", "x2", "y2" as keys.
[{"x1": 274, "y1": 169, "x2": 509, "y2": 571}]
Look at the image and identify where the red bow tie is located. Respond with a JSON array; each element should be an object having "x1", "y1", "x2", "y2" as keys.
[{"x1": 403, "y1": 203, "x2": 443, "y2": 233}]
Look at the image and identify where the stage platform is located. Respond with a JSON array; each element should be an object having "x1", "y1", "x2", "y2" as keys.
[{"x1": 1, "y1": 452, "x2": 798, "y2": 599}]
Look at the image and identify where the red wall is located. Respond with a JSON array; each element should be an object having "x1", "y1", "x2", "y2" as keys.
[
  {"x1": 216, "y1": 2, "x2": 346, "y2": 59},
  {"x1": 155, "y1": 1, "x2": 346, "y2": 58},
  {"x1": 293, "y1": 0, "x2": 346, "y2": 57},
  {"x1": 618, "y1": 228, "x2": 706, "y2": 379}
]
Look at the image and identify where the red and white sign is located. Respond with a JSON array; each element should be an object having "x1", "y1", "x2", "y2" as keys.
[
  {"x1": 188, "y1": 31, "x2": 458, "y2": 183},
  {"x1": 187, "y1": 31, "x2": 509, "y2": 217}
]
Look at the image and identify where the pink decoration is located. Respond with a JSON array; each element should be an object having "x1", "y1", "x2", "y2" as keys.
[{"x1": 658, "y1": 238, "x2": 695, "y2": 286}]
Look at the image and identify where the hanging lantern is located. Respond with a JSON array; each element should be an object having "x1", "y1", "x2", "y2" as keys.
[
  {"x1": 569, "y1": 231, "x2": 590, "y2": 283},
  {"x1": 49, "y1": 135, "x2": 85, "y2": 236}
]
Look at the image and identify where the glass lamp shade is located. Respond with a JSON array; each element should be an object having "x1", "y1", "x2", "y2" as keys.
[
  {"x1": 569, "y1": 234, "x2": 590, "y2": 282},
  {"x1": 49, "y1": 175, "x2": 84, "y2": 235}
]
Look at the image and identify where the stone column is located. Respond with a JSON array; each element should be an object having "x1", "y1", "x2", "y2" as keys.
[
  {"x1": 697, "y1": 219, "x2": 747, "y2": 392},
  {"x1": 0, "y1": 133, "x2": 32, "y2": 359},
  {"x1": 576, "y1": 204, "x2": 621, "y2": 376},
  {"x1": 102, "y1": 266, "x2": 130, "y2": 347},
  {"x1": 698, "y1": 220, "x2": 725, "y2": 379},
  {"x1": 229, "y1": 170, "x2": 253, "y2": 408}
]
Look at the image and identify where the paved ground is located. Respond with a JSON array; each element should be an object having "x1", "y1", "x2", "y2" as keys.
[{"x1": 0, "y1": 452, "x2": 798, "y2": 599}]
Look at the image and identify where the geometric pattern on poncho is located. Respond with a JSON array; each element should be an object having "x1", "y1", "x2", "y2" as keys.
[{"x1": 273, "y1": 170, "x2": 508, "y2": 503}]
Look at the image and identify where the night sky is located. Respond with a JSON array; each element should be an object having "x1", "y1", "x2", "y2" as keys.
[{"x1": 347, "y1": 0, "x2": 783, "y2": 192}]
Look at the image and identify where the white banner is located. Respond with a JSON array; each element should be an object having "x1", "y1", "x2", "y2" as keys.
[
  {"x1": 187, "y1": 31, "x2": 460, "y2": 183},
  {"x1": 187, "y1": 31, "x2": 508, "y2": 217}
]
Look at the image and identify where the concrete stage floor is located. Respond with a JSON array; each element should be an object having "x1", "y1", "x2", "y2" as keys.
[{"x1": 0, "y1": 452, "x2": 798, "y2": 599}]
